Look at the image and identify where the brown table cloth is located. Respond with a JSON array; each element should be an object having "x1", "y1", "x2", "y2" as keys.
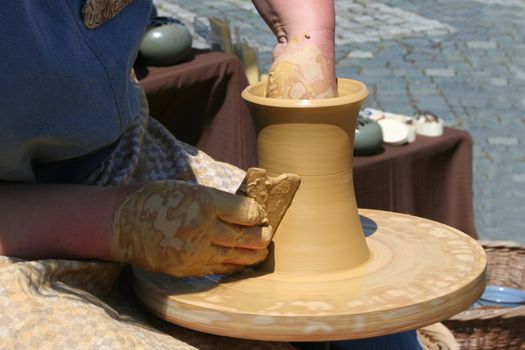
[
  {"x1": 136, "y1": 49, "x2": 257, "y2": 170},
  {"x1": 353, "y1": 128, "x2": 477, "y2": 238},
  {"x1": 138, "y1": 51, "x2": 476, "y2": 238}
]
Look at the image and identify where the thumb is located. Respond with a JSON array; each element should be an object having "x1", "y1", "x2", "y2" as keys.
[{"x1": 207, "y1": 188, "x2": 267, "y2": 226}]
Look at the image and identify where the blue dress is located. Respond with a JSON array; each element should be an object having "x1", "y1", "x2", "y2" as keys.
[{"x1": 0, "y1": 0, "x2": 150, "y2": 182}]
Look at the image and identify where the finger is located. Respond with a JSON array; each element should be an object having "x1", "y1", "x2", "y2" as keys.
[
  {"x1": 208, "y1": 188, "x2": 267, "y2": 225},
  {"x1": 210, "y1": 246, "x2": 269, "y2": 266},
  {"x1": 236, "y1": 225, "x2": 274, "y2": 249},
  {"x1": 211, "y1": 223, "x2": 273, "y2": 249}
]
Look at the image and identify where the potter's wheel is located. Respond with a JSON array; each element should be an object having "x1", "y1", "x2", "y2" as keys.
[
  {"x1": 133, "y1": 79, "x2": 485, "y2": 341},
  {"x1": 134, "y1": 209, "x2": 485, "y2": 341}
]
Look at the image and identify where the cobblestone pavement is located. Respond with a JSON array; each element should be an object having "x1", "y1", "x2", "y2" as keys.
[{"x1": 156, "y1": 0, "x2": 525, "y2": 243}]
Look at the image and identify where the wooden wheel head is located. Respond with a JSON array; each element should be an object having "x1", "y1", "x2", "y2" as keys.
[
  {"x1": 133, "y1": 79, "x2": 486, "y2": 341},
  {"x1": 134, "y1": 210, "x2": 486, "y2": 341}
]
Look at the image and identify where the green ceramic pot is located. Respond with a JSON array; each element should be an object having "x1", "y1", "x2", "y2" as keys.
[
  {"x1": 139, "y1": 17, "x2": 192, "y2": 66},
  {"x1": 354, "y1": 116, "x2": 384, "y2": 156}
]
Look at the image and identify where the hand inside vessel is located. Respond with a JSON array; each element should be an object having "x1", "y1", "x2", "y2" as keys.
[{"x1": 252, "y1": 0, "x2": 337, "y2": 99}]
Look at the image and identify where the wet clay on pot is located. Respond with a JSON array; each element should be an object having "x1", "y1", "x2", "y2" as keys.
[{"x1": 133, "y1": 79, "x2": 486, "y2": 341}]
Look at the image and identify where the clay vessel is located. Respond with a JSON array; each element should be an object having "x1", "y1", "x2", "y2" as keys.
[
  {"x1": 132, "y1": 78, "x2": 486, "y2": 341},
  {"x1": 242, "y1": 79, "x2": 369, "y2": 274},
  {"x1": 354, "y1": 116, "x2": 383, "y2": 156},
  {"x1": 139, "y1": 17, "x2": 192, "y2": 66}
]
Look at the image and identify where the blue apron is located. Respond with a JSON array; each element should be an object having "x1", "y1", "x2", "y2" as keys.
[{"x1": 0, "y1": 0, "x2": 151, "y2": 182}]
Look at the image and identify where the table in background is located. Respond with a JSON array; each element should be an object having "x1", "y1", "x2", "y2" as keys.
[
  {"x1": 353, "y1": 128, "x2": 477, "y2": 238},
  {"x1": 138, "y1": 50, "x2": 476, "y2": 238},
  {"x1": 136, "y1": 49, "x2": 258, "y2": 170}
]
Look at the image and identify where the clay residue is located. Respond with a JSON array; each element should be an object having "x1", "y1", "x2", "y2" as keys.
[
  {"x1": 237, "y1": 168, "x2": 301, "y2": 231},
  {"x1": 266, "y1": 43, "x2": 335, "y2": 99},
  {"x1": 112, "y1": 181, "x2": 270, "y2": 277},
  {"x1": 267, "y1": 61, "x2": 315, "y2": 100}
]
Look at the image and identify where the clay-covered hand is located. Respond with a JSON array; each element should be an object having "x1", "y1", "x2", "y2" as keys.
[
  {"x1": 252, "y1": 0, "x2": 337, "y2": 99},
  {"x1": 111, "y1": 181, "x2": 271, "y2": 277}
]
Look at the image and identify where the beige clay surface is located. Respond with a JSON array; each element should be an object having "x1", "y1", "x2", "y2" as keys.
[
  {"x1": 134, "y1": 210, "x2": 486, "y2": 341},
  {"x1": 133, "y1": 79, "x2": 486, "y2": 341}
]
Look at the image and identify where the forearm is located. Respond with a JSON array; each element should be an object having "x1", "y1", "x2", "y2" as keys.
[
  {"x1": 0, "y1": 183, "x2": 140, "y2": 260},
  {"x1": 253, "y1": 0, "x2": 336, "y2": 99},
  {"x1": 252, "y1": 0, "x2": 335, "y2": 41}
]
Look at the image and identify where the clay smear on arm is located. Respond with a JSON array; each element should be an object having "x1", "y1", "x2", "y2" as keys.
[
  {"x1": 266, "y1": 33, "x2": 336, "y2": 99},
  {"x1": 267, "y1": 43, "x2": 335, "y2": 99}
]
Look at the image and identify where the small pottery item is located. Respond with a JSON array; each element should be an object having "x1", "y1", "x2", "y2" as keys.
[
  {"x1": 364, "y1": 108, "x2": 416, "y2": 143},
  {"x1": 385, "y1": 114, "x2": 416, "y2": 143},
  {"x1": 354, "y1": 116, "x2": 383, "y2": 156},
  {"x1": 139, "y1": 17, "x2": 192, "y2": 66},
  {"x1": 478, "y1": 285, "x2": 525, "y2": 308},
  {"x1": 377, "y1": 118, "x2": 409, "y2": 145},
  {"x1": 405, "y1": 117, "x2": 417, "y2": 143},
  {"x1": 414, "y1": 111, "x2": 444, "y2": 137}
]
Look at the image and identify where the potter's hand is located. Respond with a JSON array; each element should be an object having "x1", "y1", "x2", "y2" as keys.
[
  {"x1": 252, "y1": 0, "x2": 337, "y2": 99},
  {"x1": 111, "y1": 181, "x2": 271, "y2": 277}
]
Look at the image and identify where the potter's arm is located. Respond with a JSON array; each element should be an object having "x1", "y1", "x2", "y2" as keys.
[
  {"x1": 0, "y1": 182, "x2": 271, "y2": 276},
  {"x1": 252, "y1": 0, "x2": 336, "y2": 99},
  {"x1": 0, "y1": 183, "x2": 135, "y2": 261}
]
